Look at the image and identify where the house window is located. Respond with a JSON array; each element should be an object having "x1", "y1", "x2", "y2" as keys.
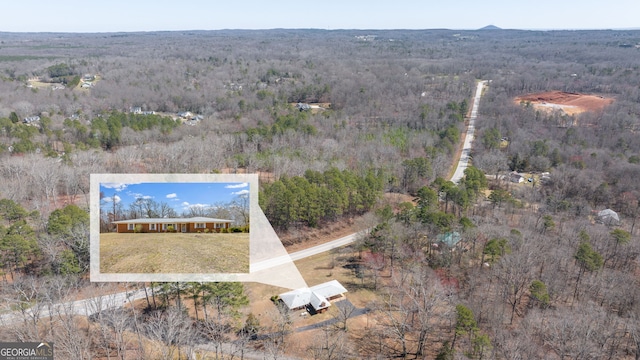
[
  {"x1": 215, "y1": 223, "x2": 225, "y2": 229},
  {"x1": 149, "y1": 223, "x2": 156, "y2": 231},
  {"x1": 128, "y1": 223, "x2": 135, "y2": 231},
  {"x1": 195, "y1": 223, "x2": 206, "y2": 229},
  {"x1": 162, "y1": 224, "x2": 177, "y2": 231}
]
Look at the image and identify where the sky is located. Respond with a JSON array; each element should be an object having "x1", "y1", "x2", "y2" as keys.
[
  {"x1": 100, "y1": 181, "x2": 249, "y2": 215},
  {"x1": 2, "y1": 0, "x2": 639, "y2": 33}
]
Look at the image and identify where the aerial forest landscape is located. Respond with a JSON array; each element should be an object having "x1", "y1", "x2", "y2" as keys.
[{"x1": 1, "y1": 23, "x2": 640, "y2": 359}]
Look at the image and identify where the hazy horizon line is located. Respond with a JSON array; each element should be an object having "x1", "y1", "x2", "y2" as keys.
[{"x1": 1, "y1": 26, "x2": 640, "y2": 35}]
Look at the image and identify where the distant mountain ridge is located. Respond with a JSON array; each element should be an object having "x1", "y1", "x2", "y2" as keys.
[{"x1": 479, "y1": 25, "x2": 502, "y2": 30}]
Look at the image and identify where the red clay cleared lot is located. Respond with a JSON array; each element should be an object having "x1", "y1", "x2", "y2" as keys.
[{"x1": 515, "y1": 91, "x2": 614, "y2": 115}]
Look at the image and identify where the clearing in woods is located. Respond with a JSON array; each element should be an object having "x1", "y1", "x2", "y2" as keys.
[{"x1": 514, "y1": 91, "x2": 614, "y2": 115}]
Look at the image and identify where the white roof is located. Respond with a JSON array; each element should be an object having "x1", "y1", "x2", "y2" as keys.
[
  {"x1": 279, "y1": 288, "x2": 312, "y2": 310},
  {"x1": 598, "y1": 209, "x2": 618, "y2": 217},
  {"x1": 113, "y1": 217, "x2": 232, "y2": 224},
  {"x1": 597, "y1": 209, "x2": 619, "y2": 223},
  {"x1": 309, "y1": 280, "x2": 348, "y2": 298},
  {"x1": 309, "y1": 292, "x2": 329, "y2": 310},
  {"x1": 279, "y1": 280, "x2": 347, "y2": 310}
]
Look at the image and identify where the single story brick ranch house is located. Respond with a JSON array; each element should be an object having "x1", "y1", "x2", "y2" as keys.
[
  {"x1": 278, "y1": 280, "x2": 348, "y2": 313},
  {"x1": 112, "y1": 217, "x2": 233, "y2": 233}
]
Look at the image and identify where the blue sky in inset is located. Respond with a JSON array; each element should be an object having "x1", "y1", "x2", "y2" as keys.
[
  {"x1": 100, "y1": 182, "x2": 249, "y2": 215},
  {"x1": 2, "y1": 0, "x2": 639, "y2": 32}
]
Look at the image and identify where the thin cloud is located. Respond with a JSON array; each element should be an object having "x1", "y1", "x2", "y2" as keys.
[
  {"x1": 166, "y1": 193, "x2": 178, "y2": 199},
  {"x1": 128, "y1": 191, "x2": 153, "y2": 200},
  {"x1": 101, "y1": 183, "x2": 130, "y2": 192},
  {"x1": 188, "y1": 203, "x2": 209, "y2": 209},
  {"x1": 225, "y1": 182, "x2": 249, "y2": 189},
  {"x1": 102, "y1": 195, "x2": 121, "y2": 203},
  {"x1": 183, "y1": 203, "x2": 211, "y2": 212},
  {"x1": 232, "y1": 189, "x2": 250, "y2": 196}
]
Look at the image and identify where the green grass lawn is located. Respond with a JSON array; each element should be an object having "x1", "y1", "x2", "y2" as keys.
[{"x1": 100, "y1": 232, "x2": 250, "y2": 274}]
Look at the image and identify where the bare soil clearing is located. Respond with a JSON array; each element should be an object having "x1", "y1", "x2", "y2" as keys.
[
  {"x1": 515, "y1": 91, "x2": 614, "y2": 115},
  {"x1": 100, "y1": 232, "x2": 249, "y2": 273}
]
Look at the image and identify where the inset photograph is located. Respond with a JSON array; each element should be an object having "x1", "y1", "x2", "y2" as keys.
[{"x1": 98, "y1": 181, "x2": 250, "y2": 274}]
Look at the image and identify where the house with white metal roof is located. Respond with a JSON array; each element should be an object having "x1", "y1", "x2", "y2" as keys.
[{"x1": 278, "y1": 280, "x2": 348, "y2": 313}]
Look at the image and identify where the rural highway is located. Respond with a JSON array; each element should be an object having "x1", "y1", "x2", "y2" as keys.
[
  {"x1": 450, "y1": 80, "x2": 488, "y2": 184},
  {"x1": 0, "y1": 287, "x2": 149, "y2": 325},
  {"x1": 289, "y1": 231, "x2": 363, "y2": 261}
]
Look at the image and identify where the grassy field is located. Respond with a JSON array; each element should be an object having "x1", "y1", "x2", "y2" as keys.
[{"x1": 100, "y1": 232, "x2": 249, "y2": 274}]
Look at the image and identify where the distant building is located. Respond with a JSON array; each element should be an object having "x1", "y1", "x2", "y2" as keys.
[
  {"x1": 177, "y1": 111, "x2": 193, "y2": 119},
  {"x1": 225, "y1": 82, "x2": 243, "y2": 91},
  {"x1": 23, "y1": 116, "x2": 41, "y2": 125},
  {"x1": 130, "y1": 106, "x2": 142, "y2": 114},
  {"x1": 540, "y1": 172, "x2": 551, "y2": 184},
  {"x1": 597, "y1": 209, "x2": 620, "y2": 226},
  {"x1": 509, "y1": 172, "x2": 525, "y2": 183},
  {"x1": 296, "y1": 103, "x2": 311, "y2": 111},
  {"x1": 437, "y1": 232, "x2": 462, "y2": 248},
  {"x1": 355, "y1": 35, "x2": 376, "y2": 41}
]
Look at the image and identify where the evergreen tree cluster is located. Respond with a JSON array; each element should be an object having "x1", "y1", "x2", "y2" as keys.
[
  {"x1": 246, "y1": 106, "x2": 317, "y2": 140},
  {"x1": 260, "y1": 168, "x2": 384, "y2": 229},
  {"x1": 0, "y1": 199, "x2": 38, "y2": 278},
  {"x1": 88, "y1": 112, "x2": 179, "y2": 150}
]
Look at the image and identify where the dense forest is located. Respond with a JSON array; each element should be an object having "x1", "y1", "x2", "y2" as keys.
[{"x1": 1, "y1": 29, "x2": 640, "y2": 359}]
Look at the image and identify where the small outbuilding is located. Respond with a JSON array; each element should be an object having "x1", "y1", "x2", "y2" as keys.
[
  {"x1": 597, "y1": 209, "x2": 620, "y2": 226},
  {"x1": 296, "y1": 103, "x2": 311, "y2": 111},
  {"x1": 437, "y1": 232, "x2": 462, "y2": 248},
  {"x1": 23, "y1": 116, "x2": 41, "y2": 125},
  {"x1": 509, "y1": 172, "x2": 525, "y2": 183}
]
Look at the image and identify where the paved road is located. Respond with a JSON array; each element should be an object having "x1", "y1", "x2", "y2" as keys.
[
  {"x1": 0, "y1": 287, "x2": 149, "y2": 325},
  {"x1": 251, "y1": 233, "x2": 368, "y2": 272},
  {"x1": 289, "y1": 231, "x2": 364, "y2": 261},
  {"x1": 450, "y1": 80, "x2": 488, "y2": 184},
  {"x1": 251, "y1": 230, "x2": 366, "y2": 272}
]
